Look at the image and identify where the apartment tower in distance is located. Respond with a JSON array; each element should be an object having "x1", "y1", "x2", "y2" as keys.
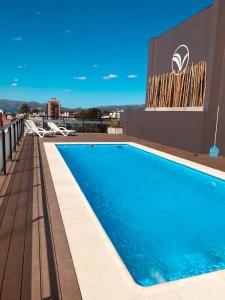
[{"x1": 47, "y1": 97, "x2": 61, "y2": 119}]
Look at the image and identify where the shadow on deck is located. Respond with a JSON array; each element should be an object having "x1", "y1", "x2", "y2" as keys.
[{"x1": 0, "y1": 136, "x2": 82, "y2": 300}]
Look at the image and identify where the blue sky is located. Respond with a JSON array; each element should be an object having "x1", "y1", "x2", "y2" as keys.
[{"x1": 0, "y1": 0, "x2": 212, "y2": 108}]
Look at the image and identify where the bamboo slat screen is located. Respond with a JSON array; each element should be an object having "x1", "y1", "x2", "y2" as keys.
[{"x1": 146, "y1": 61, "x2": 207, "y2": 108}]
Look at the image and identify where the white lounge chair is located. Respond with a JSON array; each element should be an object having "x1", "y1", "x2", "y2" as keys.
[
  {"x1": 47, "y1": 122, "x2": 76, "y2": 136},
  {"x1": 24, "y1": 121, "x2": 33, "y2": 136},
  {"x1": 25, "y1": 120, "x2": 54, "y2": 137}
]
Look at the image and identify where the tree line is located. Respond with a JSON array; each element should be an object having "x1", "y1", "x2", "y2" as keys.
[{"x1": 19, "y1": 103, "x2": 109, "y2": 119}]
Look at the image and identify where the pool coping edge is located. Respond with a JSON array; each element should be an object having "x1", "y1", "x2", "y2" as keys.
[{"x1": 43, "y1": 141, "x2": 225, "y2": 300}]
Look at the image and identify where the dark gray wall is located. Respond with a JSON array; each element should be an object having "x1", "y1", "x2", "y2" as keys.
[
  {"x1": 149, "y1": 6, "x2": 212, "y2": 76},
  {"x1": 201, "y1": 0, "x2": 225, "y2": 154},
  {"x1": 122, "y1": 0, "x2": 225, "y2": 155},
  {"x1": 121, "y1": 111, "x2": 205, "y2": 153},
  {"x1": 214, "y1": 56, "x2": 225, "y2": 155}
]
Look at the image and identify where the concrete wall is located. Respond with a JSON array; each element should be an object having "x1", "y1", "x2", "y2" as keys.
[
  {"x1": 201, "y1": 0, "x2": 225, "y2": 154},
  {"x1": 121, "y1": 111, "x2": 205, "y2": 153}
]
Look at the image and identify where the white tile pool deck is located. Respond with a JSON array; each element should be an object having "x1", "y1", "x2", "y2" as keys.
[{"x1": 44, "y1": 142, "x2": 225, "y2": 300}]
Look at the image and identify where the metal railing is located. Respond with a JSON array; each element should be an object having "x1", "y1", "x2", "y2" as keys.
[
  {"x1": 0, "y1": 117, "x2": 24, "y2": 175},
  {"x1": 30, "y1": 115, "x2": 119, "y2": 133}
]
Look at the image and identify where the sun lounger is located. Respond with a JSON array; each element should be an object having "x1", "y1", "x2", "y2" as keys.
[
  {"x1": 47, "y1": 122, "x2": 76, "y2": 136},
  {"x1": 25, "y1": 120, "x2": 54, "y2": 137}
]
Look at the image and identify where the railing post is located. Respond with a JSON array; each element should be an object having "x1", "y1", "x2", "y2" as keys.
[
  {"x1": 13, "y1": 123, "x2": 16, "y2": 151},
  {"x1": 19, "y1": 119, "x2": 22, "y2": 140},
  {"x1": 20, "y1": 119, "x2": 22, "y2": 139},
  {"x1": 44, "y1": 115, "x2": 47, "y2": 128},
  {"x1": 18, "y1": 119, "x2": 20, "y2": 142},
  {"x1": 21, "y1": 118, "x2": 24, "y2": 136},
  {"x1": 2, "y1": 130, "x2": 6, "y2": 174},
  {"x1": 0, "y1": 118, "x2": 24, "y2": 175},
  {"x1": 0, "y1": 113, "x2": 3, "y2": 127},
  {"x1": 101, "y1": 118, "x2": 103, "y2": 133},
  {"x1": 16, "y1": 120, "x2": 19, "y2": 145},
  {"x1": 19, "y1": 119, "x2": 21, "y2": 139},
  {"x1": 9, "y1": 125, "x2": 12, "y2": 160}
]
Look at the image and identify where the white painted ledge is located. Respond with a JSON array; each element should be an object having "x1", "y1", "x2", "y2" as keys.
[{"x1": 145, "y1": 107, "x2": 204, "y2": 112}]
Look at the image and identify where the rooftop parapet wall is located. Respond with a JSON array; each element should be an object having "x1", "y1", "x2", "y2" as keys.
[
  {"x1": 201, "y1": 0, "x2": 225, "y2": 154},
  {"x1": 120, "y1": 110, "x2": 205, "y2": 153},
  {"x1": 122, "y1": 0, "x2": 225, "y2": 154}
]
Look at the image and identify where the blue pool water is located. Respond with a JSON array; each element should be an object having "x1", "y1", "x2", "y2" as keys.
[{"x1": 57, "y1": 144, "x2": 225, "y2": 287}]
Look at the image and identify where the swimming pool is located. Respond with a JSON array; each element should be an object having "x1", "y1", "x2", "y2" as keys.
[{"x1": 57, "y1": 143, "x2": 225, "y2": 287}]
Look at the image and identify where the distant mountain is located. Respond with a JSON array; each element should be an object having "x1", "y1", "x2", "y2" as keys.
[
  {"x1": 0, "y1": 99, "x2": 145, "y2": 113},
  {"x1": 0, "y1": 99, "x2": 45, "y2": 112}
]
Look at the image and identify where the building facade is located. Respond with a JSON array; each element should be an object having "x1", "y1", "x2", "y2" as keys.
[
  {"x1": 121, "y1": 0, "x2": 225, "y2": 155},
  {"x1": 47, "y1": 98, "x2": 61, "y2": 119}
]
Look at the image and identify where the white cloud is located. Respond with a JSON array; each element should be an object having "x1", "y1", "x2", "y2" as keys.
[
  {"x1": 13, "y1": 78, "x2": 19, "y2": 82},
  {"x1": 13, "y1": 37, "x2": 23, "y2": 41},
  {"x1": 128, "y1": 74, "x2": 138, "y2": 78},
  {"x1": 102, "y1": 74, "x2": 118, "y2": 80},
  {"x1": 92, "y1": 64, "x2": 99, "y2": 67},
  {"x1": 64, "y1": 88, "x2": 71, "y2": 92},
  {"x1": 73, "y1": 76, "x2": 87, "y2": 80},
  {"x1": 11, "y1": 83, "x2": 18, "y2": 86},
  {"x1": 17, "y1": 64, "x2": 28, "y2": 69}
]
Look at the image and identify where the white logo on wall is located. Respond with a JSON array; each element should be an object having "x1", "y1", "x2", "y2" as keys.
[{"x1": 172, "y1": 44, "x2": 189, "y2": 75}]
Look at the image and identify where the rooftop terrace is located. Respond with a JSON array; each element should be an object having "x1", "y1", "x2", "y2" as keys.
[{"x1": 1, "y1": 131, "x2": 225, "y2": 299}]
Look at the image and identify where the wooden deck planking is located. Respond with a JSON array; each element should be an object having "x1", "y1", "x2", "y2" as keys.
[
  {"x1": 31, "y1": 137, "x2": 42, "y2": 300},
  {"x1": 39, "y1": 133, "x2": 225, "y2": 300},
  {"x1": 20, "y1": 137, "x2": 36, "y2": 299},
  {"x1": 42, "y1": 133, "x2": 225, "y2": 171},
  {"x1": 39, "y1": 140, "x2": 82, "y2": 300},
  {"x1": 0, "y1": 141, "x2": 23, "y2": 228},
  {"x1": 0, "y1": 136, "x2": 33, "y2": 299},
  {"x1": 0, "y1": 139, "x2": 30, "y2": 296},
  {"x1": 0, "y1": 136, "x2": 69, "y2": 300},
  {"x1": 0, "y1": 142, "x2": 22, "y2": 209},
  {"x1": 2, "y1": 132, "x2": 225, "y2": 299},
  {"x1": 36, "y1": 139, "x2": 52, "y2": 299}
]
